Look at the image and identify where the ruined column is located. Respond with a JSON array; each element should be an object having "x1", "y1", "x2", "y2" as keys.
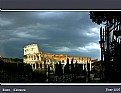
[
  {"x1": 86, "y1": 58, "x2": 88, "y2": 71},
  {"x1": 27, "y1": 55, "x2": 28, "y2": 61},
  {"x1": 33, "y1": 55, "x2": 34, "y2": 60},
  {"x1": 82, "y1": 58, "x2": 85, "y2": 70},
  {"x1": 35, "y1": 63, "x2": 37, "y2": 69},
  {"x1": 38, "y1": 63, "x2": 40, "y2": 69},
  {"x1": 39, "y1": 54, "x2": 41, "y2": 61},
  {"x1": 42, "y1": 61, "x2": 45, "y2": 69},
  {"x1": 90, "y1": 61, "x2": 91, "y2": 71},
  {"x1": 62, "y1": 64, "x2": 65, "y2": 74},
  {"x1": 32, "y1": 64, "x2": 34, "y2": 69},
  {"x1": 34, "y1": 55, "x2": 36, "y2": 60},
  {"x1": 52, "y1": 62, "x2": 55, "y2": 72}
]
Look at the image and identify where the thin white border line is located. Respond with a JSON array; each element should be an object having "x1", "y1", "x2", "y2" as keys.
[
  {"x1": 1, "y1": 83, "x2": 121, "y2": 85},
  {"x1": 0, "y1": 10, "x2": 121, "y2": 85},
  {"x1": 1, "y1": 10, "x2": 121, "y2": 11}
]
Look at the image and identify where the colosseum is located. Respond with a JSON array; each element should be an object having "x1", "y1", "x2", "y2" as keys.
[{"x1": 23, "y1": 44, "x2": 92, "y2": 71}]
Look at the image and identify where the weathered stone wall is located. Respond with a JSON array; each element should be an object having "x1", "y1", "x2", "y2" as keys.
[
  {"x1": 23, "y1": 44, "x2": 92, "y2": 70},
  {"x1": 41, "y1": 53, "x2": 67, "y2": 62},
  {"x1": 24, "y1": 44, "x2": 40, "y2": 55}
]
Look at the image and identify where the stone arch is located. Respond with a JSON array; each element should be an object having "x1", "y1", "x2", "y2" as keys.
[
  {"x1": 40, "y1": 63, "x2": 42, "y2": 68},
  {"x1": 37, "y1": 55, "x2": 39, "y2": 60},
  {"x1": 34, "y1": 55, "x2": 36, "y2": 60}
]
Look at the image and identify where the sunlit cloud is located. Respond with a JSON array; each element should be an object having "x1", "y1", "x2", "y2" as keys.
[
  {"x1": 74, "y1": 42, "x2": 100, "y2": 52},
  {"x1": 54, "y1": 47, "x2": 71, "y2": 52}
]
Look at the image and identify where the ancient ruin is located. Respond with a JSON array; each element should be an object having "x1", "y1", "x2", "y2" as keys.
[{"x1": 23, "y1": 44, "x2": 92, "y2": 71}]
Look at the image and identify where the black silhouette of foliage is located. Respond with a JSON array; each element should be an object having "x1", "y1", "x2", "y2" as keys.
[
  {"x1": 71, "y1": 58, "x2": 74, "y2": 74},
  {"x1": 58, "y1": 61, "x2": 63, "y2": 76},
  {"x1": 32, "y1": 70, "x2": 47, "y2": 83},
  {"x1": 89, "y1": 12, "x2": 121, "y2": 25},
  {"x1": 55, "y1": 62, "x2": 63, "y2": 76},
  {"x1": 55, "y1": 63, "x2": 59, "y2": 76},
  {"x1": 90, "y1": 11, "x2": 121, "y2": 83},
  {"x1": 74, "y1": 61, "x2": 79, "y2": 76},
  {"x1": 0, "y1": 59, "x2": 46, "y2": 83},
  {"x1": 64, "y1": 58, "x2": 70, "y2": 75}
]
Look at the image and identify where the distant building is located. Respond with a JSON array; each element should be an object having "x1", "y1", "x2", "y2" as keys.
[
  {"x1": 23, "y1": 44, "x2": 92, "y2": 71},
  {"x1": 91, "y1": 58, "x2": 100, "y2": 63},
  {"x1": 0, "y1": 56, "x2": 16, "y2": 63},
  {"x1": 0, "y1": 55, "x2": 3, "y2": 58}
]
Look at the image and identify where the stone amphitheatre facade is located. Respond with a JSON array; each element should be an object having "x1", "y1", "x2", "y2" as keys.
[{"x1": 23, "y1": 44, "x2": 92, "y2": 71}]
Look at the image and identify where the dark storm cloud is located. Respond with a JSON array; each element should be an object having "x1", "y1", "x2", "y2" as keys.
[{"x1": 0, "y1": 11, "x2": 101, "y2": 59}]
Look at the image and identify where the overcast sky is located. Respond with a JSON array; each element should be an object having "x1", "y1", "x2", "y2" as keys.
[{"x1": 0, "y1": 11, "x2": 101, "y2": 59}]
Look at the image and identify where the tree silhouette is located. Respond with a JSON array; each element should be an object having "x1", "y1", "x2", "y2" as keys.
[
  {"x1": 64, "y1": 58, "x2": 70, "y2": 75},
  {"x1": 74, "y1": 61, "x2": 79, "y2": 76},
  {"x1": 89, "y1": 12, "x2": 121, "y2": 25},
  {"x1": 0, "y1": 59, "x2": 47, "y2": 83},
  {"x1": 71, "y1": 58, "x2": 74, "y2": 74},
  {"x1": 89, "y1": 11, "x2": 121, "y2": 82},
  {"x1": 55, "y1": 63, "x2": 59, "y2": 76},
  {"x1": 55, "y1": 62, "x2": 63, "y2": 76}
]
